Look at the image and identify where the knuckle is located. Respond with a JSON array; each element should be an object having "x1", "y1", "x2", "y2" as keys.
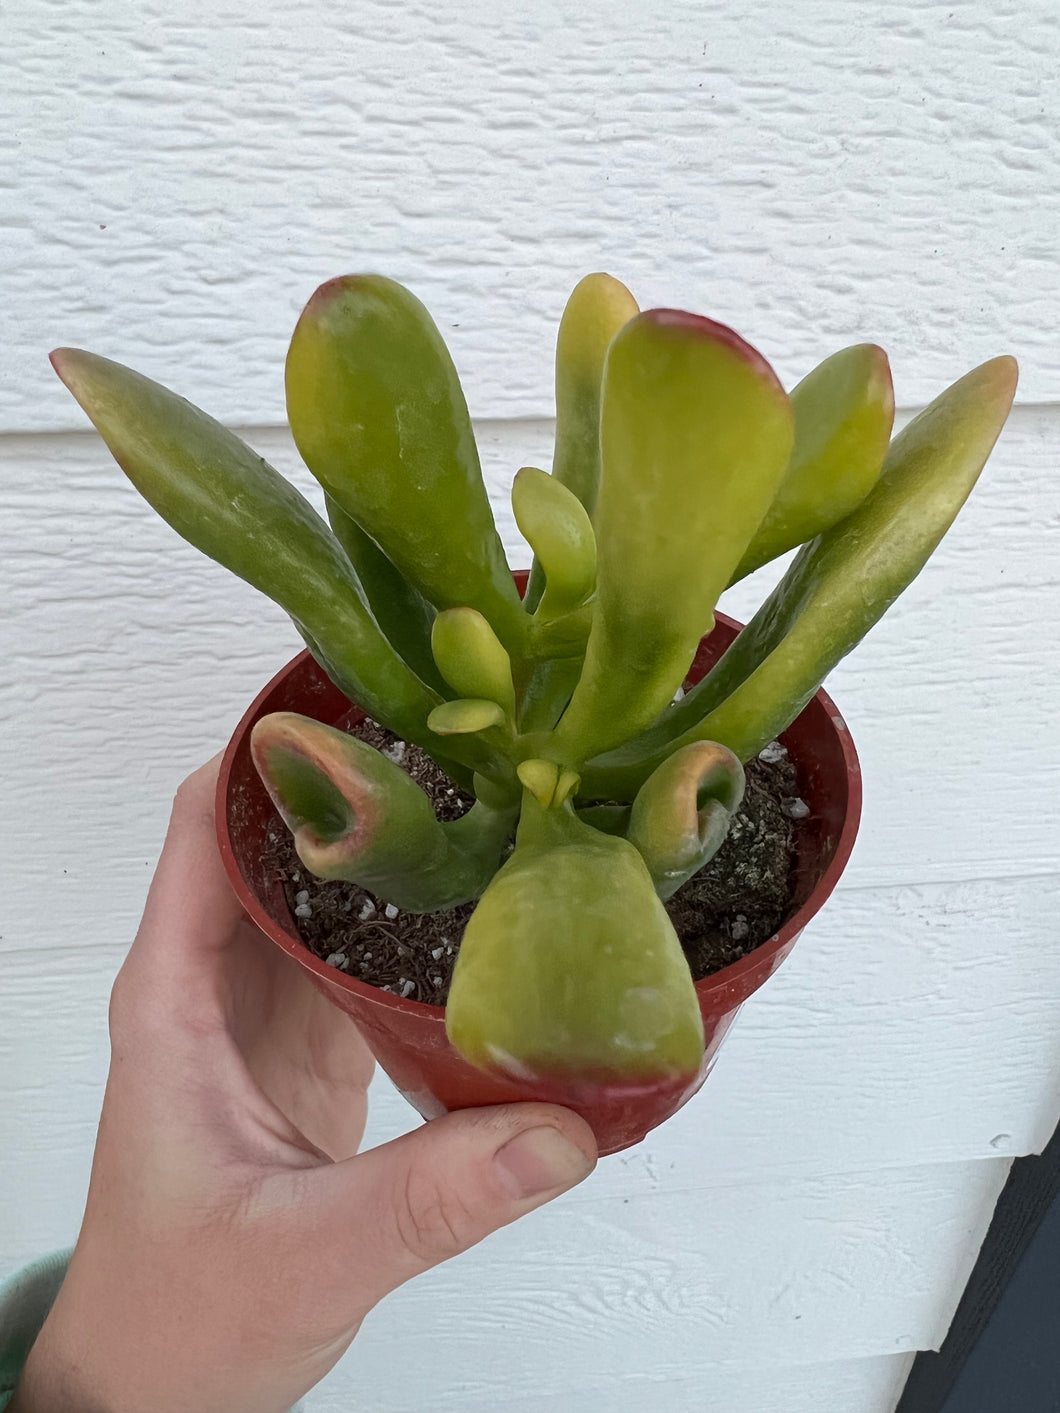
[{"x1": 393, "y1": 1166, "x2": 479, "y2": 1266}]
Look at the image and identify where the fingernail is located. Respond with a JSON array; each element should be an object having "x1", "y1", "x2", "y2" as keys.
[{"x1": 493, "y1": 1126, "x2": 594, "y2": 1200}]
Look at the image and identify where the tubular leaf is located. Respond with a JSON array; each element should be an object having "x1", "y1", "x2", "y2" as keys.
[
  {"x1": 252, "y1": 712, "x2": 515, "y2": 911},
  {"x1": 49, "y1": 348, "x2": 442, "y2": 746},
  {"x1": 552, "y1": 310, "x2": 794, "y2": 763},
  {"x1": 582, "y1": 355, "x2": 1018, "y2": 795},
  {"x1": 324, "y1": 494, "x2": 443, "y2": 691},
  {"x1": 732, "y1": 343, "x2": 895, "y2": 582},
  {"x1": 525, "y1": 272, "x2": 638, "y2": 610},
  {"x1": 286, "y1": 274, "x2": 527, "y2": 655}
]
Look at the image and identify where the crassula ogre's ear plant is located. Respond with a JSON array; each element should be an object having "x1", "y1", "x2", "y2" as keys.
[{"x1": 51, "y1": 273, "x2": 1017, "y2": 1097}]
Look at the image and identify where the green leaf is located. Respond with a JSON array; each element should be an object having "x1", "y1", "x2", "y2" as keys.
[
  {"x1": 525, "y1": 272, "x2": 638, "y2": 611},
  {"x1": 427, "y1": 698, "x2": 507, "y2": 736},
  {"x1": 324, "y1": 494, "x2": 444, "y2": 691},
  {"x1": 431, "y1": 608, "x2": 516, "y2": 717},
  {"x1": 516, "y1": 657, "x2": 584, "y2": 734},
  {"x1": 285, "y1": 275, "x2": 527, "y2": 655},
  {"x1": 732, "y1": 343, "x2": 895, "y2": 582},
  {"x1": 512, "y1": 466, "x2": 596, "y2": 621},
  {"x1": 515, "y1": 758, "x2": 580, "y2": 808},
  {"x1": 446, "y1": 791, "x2": 703, "y2": 1082},
  {"x1": 551, "y1": 310, "x2": 794, "y2": 763},
  {"x1": 582, "y1": 355, "x2": 1018, "y2": 793},
  {"x1": 627, "y1": 742, "x2": 745, "y2": 900},
  {"x1": 252, "y1": 712, "x2": 515, "y2": 911},
  {"x1": 553, "y1": 272, "x2": 640, "y2": 515},
  {"x1": 49, "y1": 348, "x2": 441, "y2": 745}
]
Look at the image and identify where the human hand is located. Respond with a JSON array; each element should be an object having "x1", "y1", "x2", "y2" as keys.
[{"x1": 13, "y1": 758, "x2": 596, "y2": 1413}]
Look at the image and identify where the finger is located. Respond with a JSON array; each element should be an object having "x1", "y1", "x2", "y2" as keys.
[
  {"x1": 132, "y1": 754, "x2": 244, "y2": 969},
  {"x1": 311, "y1": 1103, "x2": 597, "y2": 1311},
  {"x1": 234, "y1": 933, "x2": 375, "y2": 1160}
]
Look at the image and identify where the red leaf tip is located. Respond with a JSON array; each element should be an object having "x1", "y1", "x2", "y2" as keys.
[{"x1": 637, "y1": 308, "x2": 785, "y2": 397}]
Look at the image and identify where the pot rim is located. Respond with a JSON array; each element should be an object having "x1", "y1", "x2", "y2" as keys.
[{"x1": 216, "y1": 610, "x2": 862, "y2": 1019}]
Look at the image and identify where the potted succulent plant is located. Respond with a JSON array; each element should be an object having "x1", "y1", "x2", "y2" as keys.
[{"x1": 50, "y1": 273, "x2": 1016, "y2": 1154}]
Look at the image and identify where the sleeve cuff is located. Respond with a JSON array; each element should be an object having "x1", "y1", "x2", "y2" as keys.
[
  {"x1": 0, "y1": 1250, "x2": 72, "y2": 1411},
  {"x1": 0, "y1": 1250, "x2": 306, "y2": 1411}
]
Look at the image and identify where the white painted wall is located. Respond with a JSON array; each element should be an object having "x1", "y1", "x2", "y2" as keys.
[{"x1": 3, "y1": 4, "x2": 1058, "y2": 1410}]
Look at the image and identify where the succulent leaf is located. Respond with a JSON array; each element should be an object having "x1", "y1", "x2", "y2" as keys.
[
  {"x1": 512, "y1": 466, "x2": 597, "y2": 621},
  {"x1": 575, "y1": 802, "x2": 631, "y2": 836},
  {"x1": 732, "y1": 344, "x2": 895, "y2": 582},
  {"x1": 552, "y1": 310, "x2": 794, "y2": 763},
  {"x1": 48, "y1": 348, "x2": 443, "y2": 746},
  {"x1": 60, "y1": 274, "x2": 1009, "y2": 1104},
  {"x1": 324, "y1": 494, "x2": 444, "y2": 691},
  {"x1": 428, "y1": 699, "x2": 507, "y2": 736},
  {"x1": 525, "y1": 273, "x2": 639, "y2": 612},
  {"x1": 526, "y1": 603, "x2": 593, "y2": 662},
  {"x1": 517, "y1": 658, "x2": 584, "y2": 735},
  {"x1": 285, "y1": 275, "x2": 527, "y2": 656},
  {"x1": 431, "y1": 608, "x2": 516, "y2": 717},
  {"x1": 628, "y1": 743, "x2": 745, "y2": 900},
  {"x1": 552, "y1": 272, "x2": 640, "y2": 518},
  {"x1": 515, "y1": 758, "x2": 581, "y2": 808},
  {"x1": 515, "y1": 758, "x2": 563, "y2": 807},
  {"x1": 252, "y1": 712, "x2": 514, "y2": 911},
  {"x1": 582, "y1": 355, "x2": 1018, "y2": 795},
  {"x1": 446, "y1": 792, "x2": 703, "y2": 1083}
]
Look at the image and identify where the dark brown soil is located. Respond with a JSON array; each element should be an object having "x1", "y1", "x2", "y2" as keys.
[{"x1": 260, "y1": 721, "x2": 805, "y2": 1006}]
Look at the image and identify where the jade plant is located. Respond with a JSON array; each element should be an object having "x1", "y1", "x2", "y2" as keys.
[{"x1": 50, "y1": 273, "x2": 1017, "y2": 1095}]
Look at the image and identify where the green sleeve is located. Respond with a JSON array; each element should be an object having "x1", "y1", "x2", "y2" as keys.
[
  {"x1": 0, "y1": 1253, "x2": 304, "y2": 1411},
  {"x1": 0, "y1": 1251, "x2": 70, "y2": 1411}
]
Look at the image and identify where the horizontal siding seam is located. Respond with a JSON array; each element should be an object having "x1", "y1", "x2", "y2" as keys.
[{"x1": 2, "y1": 402, "x2": 1059, "y2": 444}]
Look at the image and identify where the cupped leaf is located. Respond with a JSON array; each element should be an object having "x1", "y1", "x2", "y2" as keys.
[
  {"x1": 582, "y1": 355, "x2": 1018, "y2": 795},
  {"x1": 512, "y1": 466, "x2": 596, "y2": 621},
  {"x1": 325, "y1": 494, "x2": 443, "y2": 691},
  {"x1": 49, "y1": 348, "x2": 442, "y2": 746},
  {"x1": 252, "y1": 712, "x2": 515, "y2": 911},
  {"x1": 431, "y1": 608, "x2": 516, "y2": 717},
  {"x1": 732, "y1": 343, "x2": 895, "y2": 582},
  {"x1": 446, "y1": 791, "x2": 703, "y2": 1083},
  {"x1": 515, "y1": 758, "x2": 581, "y2": 809},
  {"x1": 627, "y1": 742, "x2": 745, "y2": 900},
  {"x1": 285, "y1": 275, "x2": 527, "y2": 656},
  {"x1": 552, "y1": 310, "x2": 794, "y2": 763}
]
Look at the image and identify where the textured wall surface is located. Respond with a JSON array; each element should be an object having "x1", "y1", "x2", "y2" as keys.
[
  {"x1": 2, "y1": 4, "x2": 1058, "y2": 1411},
  {"x1": 4, "y1": 0, "x2": 1060, "y2": 431}
]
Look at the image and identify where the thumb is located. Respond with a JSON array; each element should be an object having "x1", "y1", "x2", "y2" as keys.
[{"x1": 317, "y1": 1103, "x2": 597, "y2": 1309}]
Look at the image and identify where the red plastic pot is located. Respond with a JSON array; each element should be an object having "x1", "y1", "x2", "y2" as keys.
[{"x1": 217, "y1": 598, "x2": 861, "y2": 1157}]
